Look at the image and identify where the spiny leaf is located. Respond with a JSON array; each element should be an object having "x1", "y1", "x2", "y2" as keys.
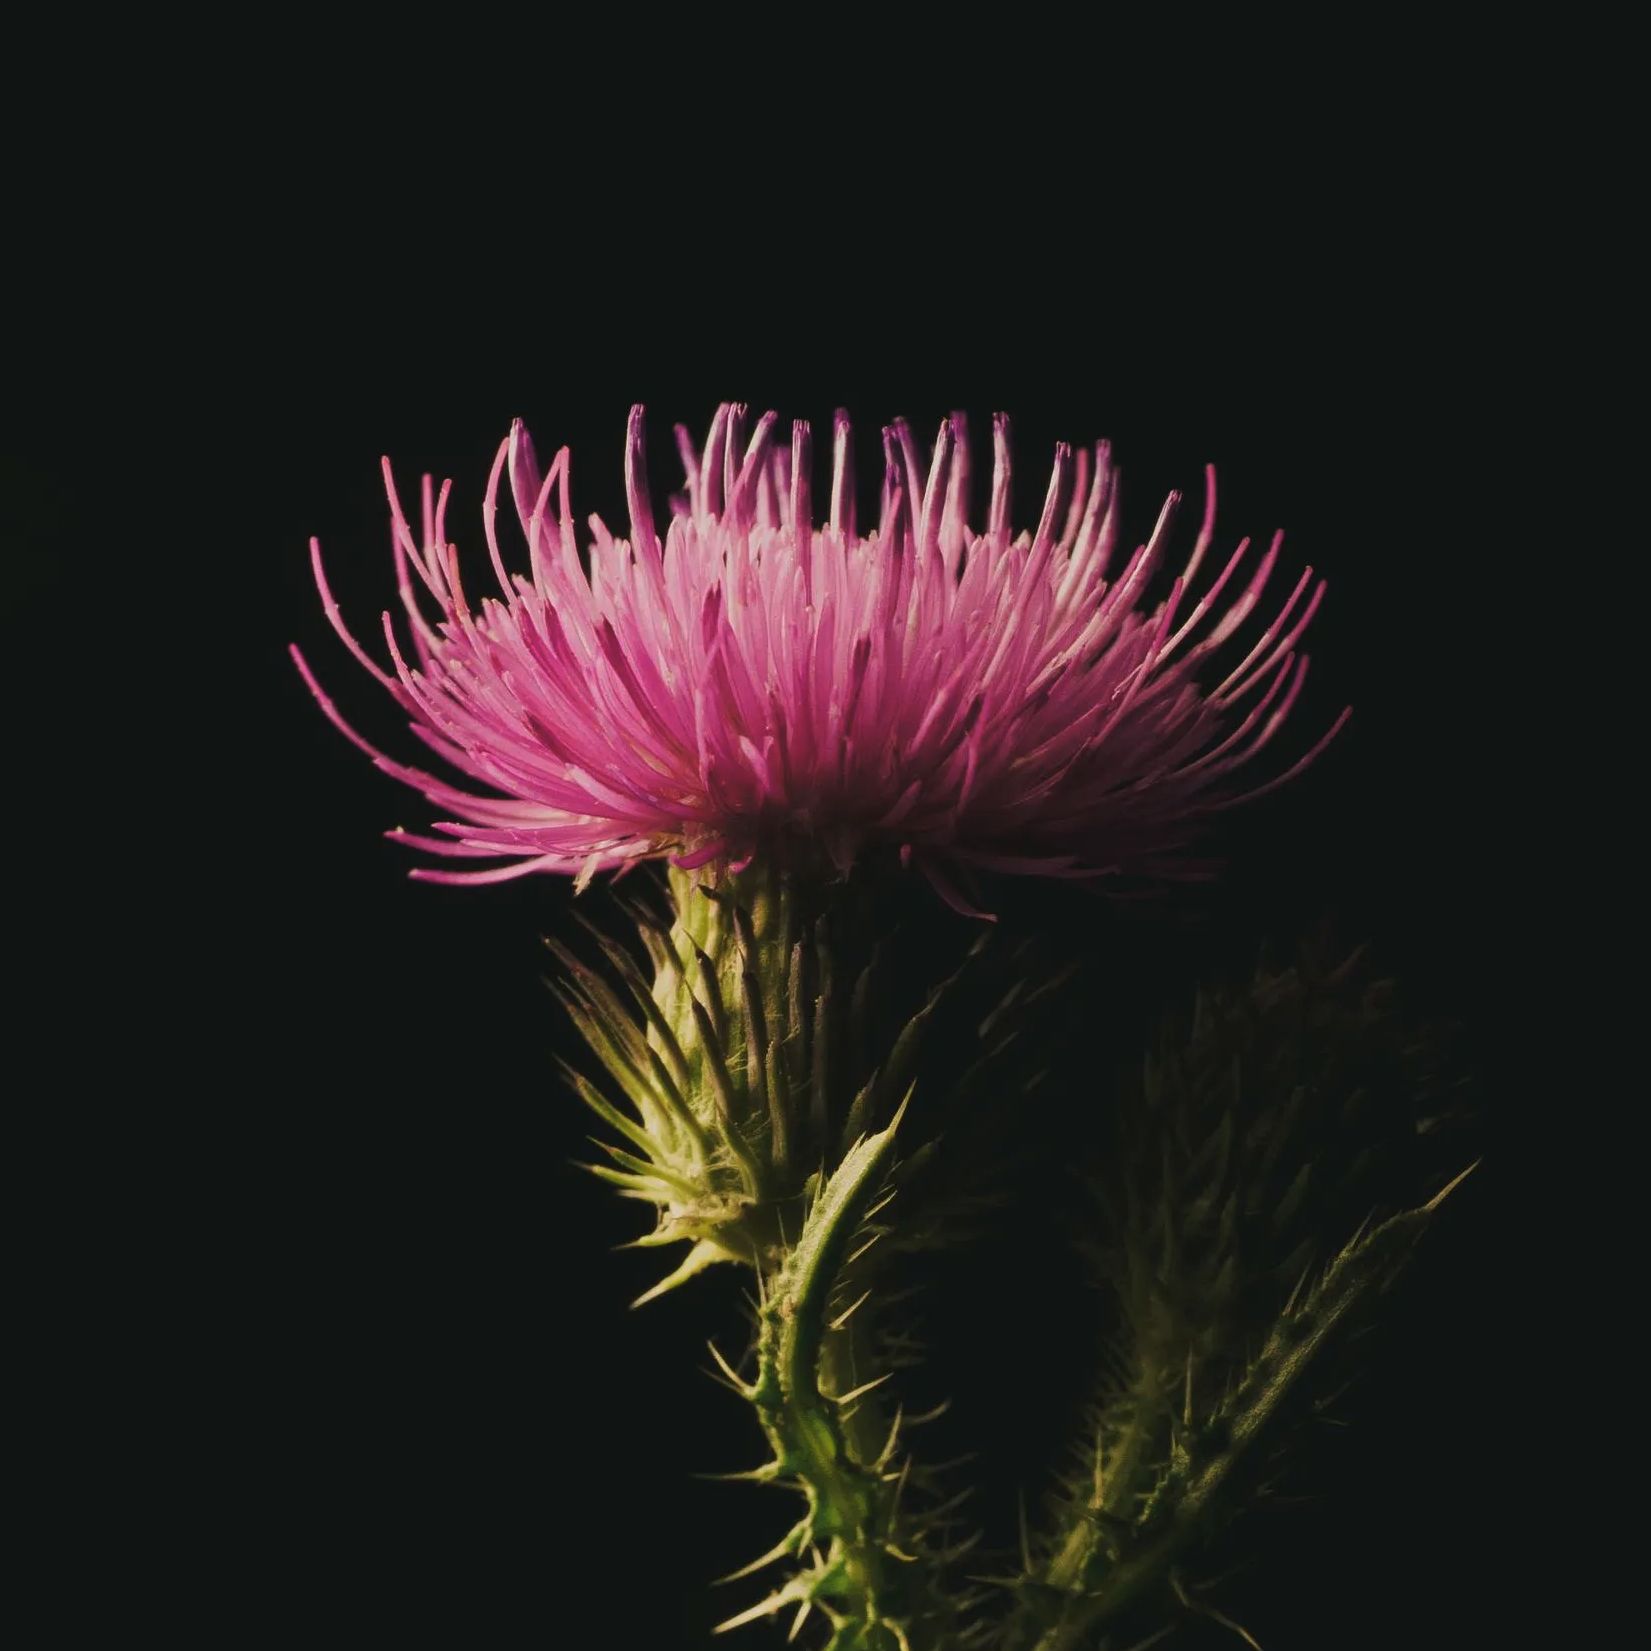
[{"x1": 633, "y1": 1237, "x2": 732, "y2": 1308}]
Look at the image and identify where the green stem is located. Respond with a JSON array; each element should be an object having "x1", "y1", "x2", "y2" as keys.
[
  {"x1": 1039, "y1": 1371, "x2": 1163, "y2": 1598},
  {"x1": 718, "y1": 1109, "x2": 935, "y2": 1650},
  {"x1": 1022, "y1": 1174, "x2": 1473, "y2": 1651}
]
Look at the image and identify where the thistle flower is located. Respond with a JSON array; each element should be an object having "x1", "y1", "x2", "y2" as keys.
[{"x1": 293, "y1": 404, "x2": 1346, "y2": 911}]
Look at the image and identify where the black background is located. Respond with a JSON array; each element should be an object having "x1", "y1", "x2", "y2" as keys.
[{"x1": 12, "y1": 131, "x2": 1552, "y2": 1646}]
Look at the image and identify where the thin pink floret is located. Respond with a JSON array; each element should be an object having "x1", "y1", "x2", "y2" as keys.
[{"x1": 293, "y1": 404, "x2": 1348, "y2": 901}]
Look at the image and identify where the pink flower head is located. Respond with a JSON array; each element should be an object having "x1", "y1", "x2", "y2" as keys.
[{"x1": 293, "y1": 404, "x2": 1347, "y2": 911}]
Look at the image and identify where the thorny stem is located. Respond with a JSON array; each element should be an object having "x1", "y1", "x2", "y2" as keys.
[
  {"x1": 739, "y1": 1112, "x2": 916, "y2": 1650},
  {"x1": 1039, "y1": 1370, "x2": 1164, "y2": 1599},
  {"x1": 1019, "y1": 1174, "x2": 1473, "y2": 1651}
]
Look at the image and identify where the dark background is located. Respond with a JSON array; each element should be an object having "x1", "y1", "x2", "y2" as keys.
[{"x1": 12, "y1": 156, "x2": 1548, "y2": 1645}]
